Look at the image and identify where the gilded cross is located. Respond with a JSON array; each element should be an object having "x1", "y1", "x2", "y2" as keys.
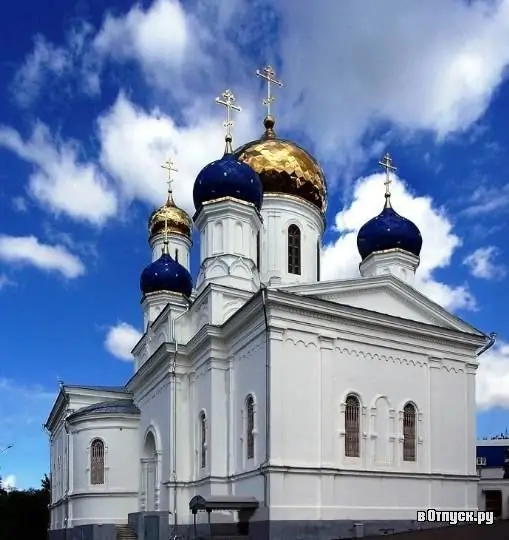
[
  {"x1": 215, "y1": 89, "x2": 241, "y2": 141},
  {"x1": 379, "y1": 152, "x2": 397, "y2": 196},
  {"x1": 256, "y1": 64, "x2": 283, "y2": 117},
  {"x1": 161, "y1": 158, "x2": 178, "y2": 196}
]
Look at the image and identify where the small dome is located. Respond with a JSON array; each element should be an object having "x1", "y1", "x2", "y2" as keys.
[
  {"x1": 140, "y1": 250, "x2": 193, "y2": 297},
  {"x1": 193, "y1": 151, "x2": 263, "y2": 214},
  {"x1": 357, "y1": 204, "x2": 422, "y2": 260},
  {"x1": 149, "y1": 195, "x2": 192, "y2": 240},
  {"x1": 235, "y1": 116, "x2": 327, "y2": 213}
]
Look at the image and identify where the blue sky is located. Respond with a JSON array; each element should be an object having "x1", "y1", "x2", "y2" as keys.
[{"x1": 1, "y1": 0, "x2": 509, "y2": 489}]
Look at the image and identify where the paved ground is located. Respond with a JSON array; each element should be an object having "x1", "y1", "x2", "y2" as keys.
[{"x1": 364, "y1": 520, "x2": 509, "y2": 539}]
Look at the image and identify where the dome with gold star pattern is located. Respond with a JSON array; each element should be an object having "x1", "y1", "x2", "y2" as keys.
[
  {"x1": 234, "y1": 116, "x2": 327, "y2": 213},
  {"x1": 148, "y1": 193, "x2": 192, "y2": 240}
]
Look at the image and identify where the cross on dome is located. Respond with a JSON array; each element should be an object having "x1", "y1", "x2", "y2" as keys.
[
  {"x1": 378, "y1": 152, "x2": 397, "y2": 207},
  {"x1": 256, "y1": 64, "x2": 283, "y2": 118},
  {"x1": 161, "y1": 157, "x2": 178, "y2": 203},
  {"x1": 215, "y1": 89, "x2": 241, "y2": 153}
]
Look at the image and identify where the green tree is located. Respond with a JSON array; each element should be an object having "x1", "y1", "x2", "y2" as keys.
[{"x1": 0, "y1": 474, "x2": 50, "y2": 539}]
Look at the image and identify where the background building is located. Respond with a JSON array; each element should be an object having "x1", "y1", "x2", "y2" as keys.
[{"x1": 477, "y1": 435, "x2": 509, "y2": 519}]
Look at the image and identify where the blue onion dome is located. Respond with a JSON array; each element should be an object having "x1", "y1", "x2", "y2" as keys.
[
  {"x1": 357, "y1": 194, "x2": 423, "y2": 261},
  {"x1": 193, "y1": 135, "x2": 263, "y2": 214},
  {"x1": 140, "y1": 244, "x2": 193, "y2": 297}
]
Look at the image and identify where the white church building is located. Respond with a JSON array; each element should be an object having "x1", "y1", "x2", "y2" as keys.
[{"x1": 45, "y1": 70, "x2": 493, "y2": 540}]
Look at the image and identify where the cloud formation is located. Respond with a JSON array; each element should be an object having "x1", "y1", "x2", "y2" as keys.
[
  {"x1": 464, "y1": 246, "x2": 506, "y2": 280},
  {"x1": 104, "y1": 322, "x2": 142, "y2": 361},
  {"x1": 0, "y1": 123, "x2": 117, "y2": 225},
  {"x1": 0, "y1": 235, "x2": 85, "y2": 278},
  {"x1": 477, "y1": 341, "x2": 509, "y2": 410}
]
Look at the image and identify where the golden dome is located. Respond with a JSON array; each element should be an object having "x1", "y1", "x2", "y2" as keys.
[
  {"x1": 149, "y1": 193, "x2": 192, "y2": 240},
  {"x1": 235, "y1": 116, "x2": 327, "y2": 213}
]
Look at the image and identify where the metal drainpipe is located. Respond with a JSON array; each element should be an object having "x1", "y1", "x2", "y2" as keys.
[
  {"x1": 477, "y1": 332, "x2": 497, "y2": 357},
  {"x1": 170, "y1": 304, "x2": 190, "y2": 534},
  {"x1": 260, "y1": 286, "x2": 270, "y2": 507}
]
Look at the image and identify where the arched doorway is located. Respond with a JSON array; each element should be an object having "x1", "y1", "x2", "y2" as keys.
[{"x1": 142, "y1": 430, "x2": 158, "y2": 511}]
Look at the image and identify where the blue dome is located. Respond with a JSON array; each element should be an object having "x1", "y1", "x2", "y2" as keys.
[
  {"x1": 140, "y1": 252, "x2": 193, "y2": 297},
  {"x1": 193, "y1": 152, "x2": 263, "y2": 213},
  {"x1": 357, "y1": 204, "x2": 422, "y2": 260}
]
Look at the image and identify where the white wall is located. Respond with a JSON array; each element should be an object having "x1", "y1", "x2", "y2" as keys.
[
  {"x1": 136, "y1": 374, "x2": 171, "y2": 512},
  {"x1": 259, "y1": 195, "x2": 323, "y2": 286},
  {"x1": 194, "y1": 199, "x2": 261, "y2": 293},
  {"x1": 68, "y1": 416, "x2": 139, "y2": 526},
  {"x1": 267, "y1": 313, "x2": 478, "y2": 519}
]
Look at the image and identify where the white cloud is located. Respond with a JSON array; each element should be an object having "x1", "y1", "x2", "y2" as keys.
[
  {"x1": 94, "y1": 0, "x2": 189, "y2": 70},
  {"x1": 0, "y1": 123, "x2": 117, "y2": 225},
  {"x1": 1, "y1": 475, "x2": 16, "y2": 492},
  {"x1": 11, "y1": 0, "x2": 509, "y2": 166},
  {"x1": 105, "y1": 322, "x2": 142, "y2": 361},
  {"x1": 12, "y1": 25, "x2": 99, "y2": 107},
  {"x1": 463, "y1": 183, "x2": 509, "y2": 216},
  {"x1": 97, "y1": 92, "x2": 259, "y2": 213},
  {"x1": 477, "y1": 341, "x2": 509, "y2": 410},
  {"x1": 277, "y1": 0, "x2": 509, "y2": 161},
  {"x1": 0, "y1": 235, "x2": 85, "y2": 278},
  {"x1": 464, "y1": 246, "x2": 506, "y2": 280},
  {"x1": 322, "y1": 172, "x2": 475, "y2": 312}
]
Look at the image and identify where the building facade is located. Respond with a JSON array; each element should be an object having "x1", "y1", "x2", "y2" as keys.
[
  {"x1": 477, "y1": 437, "x2": 509, "y2": 519},
  {"x1": 45, "y1": 79, "x2": 492, "y2": 540}
]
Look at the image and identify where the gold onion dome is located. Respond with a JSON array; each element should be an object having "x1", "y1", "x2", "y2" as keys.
[
  {"x1": 234, "y1": 116, "x2": 327, "y2": 213},
  {"x1": 149, "y1": 193, "x2": 192, "y2": 239}
]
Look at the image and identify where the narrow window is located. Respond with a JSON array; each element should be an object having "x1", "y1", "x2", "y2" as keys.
[
  {"x1": 90, "y1": 439, "x2": 105, "y2": 485},
  {"x1": 403, "y1": 403, "x2": 417, "y2": 462},
  {"x1": 175, "y1": 248, "x2": 179, "y2": 263},
  {"x1": 246, "y1": 395, "x2": 255, "y2": 460},
  {"x1": 256, "y1": 232, "x2": 261, "y2": 270},
  {"x1": 345, "y1": 395, "x2": 360, "y2": 457},
  {"x1": 317, "y1": 241, "x2": 321, "y2": 281},
  {"x1": 199, "y1": 411, "x2": 207, "y2": 469},
  {"x1": 288, "y1": 225, "x2": 301, "y2": 275}
]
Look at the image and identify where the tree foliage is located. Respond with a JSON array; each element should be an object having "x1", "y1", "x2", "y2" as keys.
[{"x1": 0, "y1": 474, "x2": 50, "y2": 539}]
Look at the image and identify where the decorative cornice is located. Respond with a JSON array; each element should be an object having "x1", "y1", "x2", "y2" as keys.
[
  {"x1": 277, "y1": 273, "x2": 485, "y2": 338},
  {"x1": 266, "y1": 288, "x2": 485, "y2": 351}
]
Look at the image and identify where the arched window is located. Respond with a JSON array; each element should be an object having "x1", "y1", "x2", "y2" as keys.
[
  {"x1": 90, "y1": 439, "x2": 105, "y2": 485},
  {"x1": 403, "y1": 403, "x2": 417, "y2": 462},
  {"x1": 246, "y1": 395, "x2": 255, "y2": 460},
  {"x1": 316, "y1": 241, "x2": 321, "y2": 281},
  {"x1": 199, "y1": 411, "x2": 207, "y2": 469},
  {"x1": 345, "y1": 395, "x2": 360, "y2": 457},
  {"x1": 256, "y1": 232, "x2": 261, "y2": 270},
  {"x1": 288, "y1": 225, "x2": 301, "y2": 275}
]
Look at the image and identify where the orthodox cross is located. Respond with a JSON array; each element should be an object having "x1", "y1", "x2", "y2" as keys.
[
  {"x1": 256, "y1": 64, "x2": 283, "y2": 117},
  {"x1": 379, "y1": 152, "x2": 397, "y2": 197},
  {"x1": 215, "y1": 89, "x2": 241, "y2": 146},
  {"x1": 161, "y1": 158, "x2": 178, "y2": 197}
]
